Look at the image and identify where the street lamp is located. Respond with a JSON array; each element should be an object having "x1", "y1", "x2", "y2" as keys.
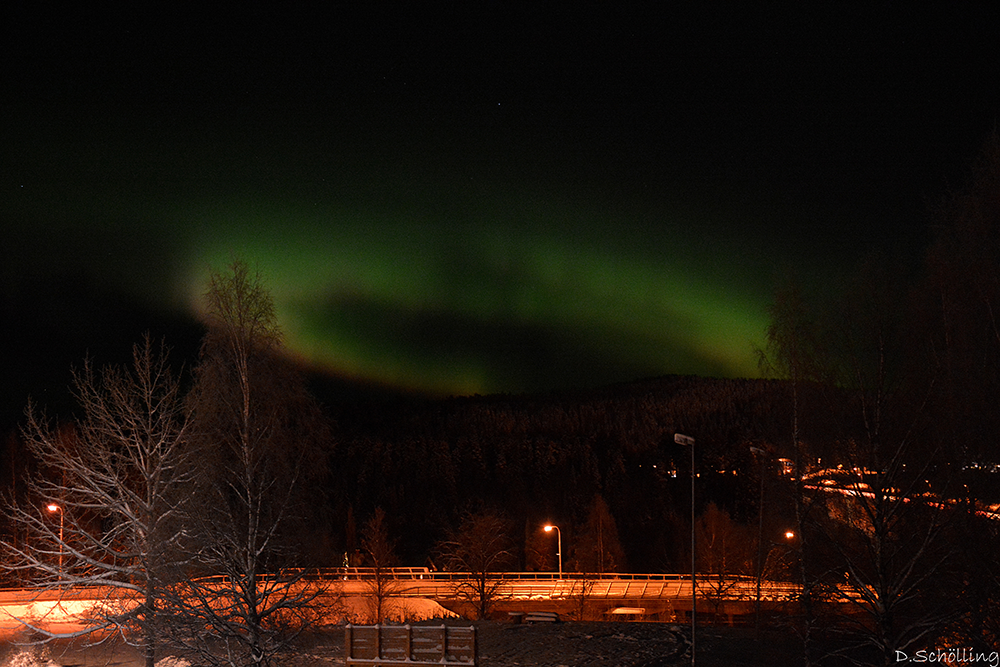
[
  {"x1": 543, "y1": 524, "x2": 562, "y2": 578},
  {"x1": 46, "y1": 503, "x2": 64, "y2": 580},
  {"x1": 674, "y1": 433, "x2": 696, "y2": 667}
]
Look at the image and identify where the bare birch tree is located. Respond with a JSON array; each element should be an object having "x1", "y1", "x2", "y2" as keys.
[
  {"x1": 164, "y1": 260, "x2": 330, "y2": 667},
  {"x1": 695, "y1": 502, "x2": 754, "y2": 620},
  {"x1": 360, "y1": 507, "x2": 400, "y2": 623},
  {"x1": 760, "y1": 278, "x2": 828, "y2": 665},
  {"x1": 436, "y1": 509, "x2": 515, "y2": 620},
  {"x1": 1, "y1": 335, "x2": 190, "y2": 667},
  {"x1": 575, "y1": 493, "x2": 626, "y2": 574}
]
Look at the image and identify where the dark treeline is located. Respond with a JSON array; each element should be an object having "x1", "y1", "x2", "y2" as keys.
[{"x1": 321, "y1": 375, "x2": 819, "y2": 574}]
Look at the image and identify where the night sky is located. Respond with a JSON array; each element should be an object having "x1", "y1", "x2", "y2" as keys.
[{"x1": 3, "y1": 5, "x2": 1000, "y2": 410}]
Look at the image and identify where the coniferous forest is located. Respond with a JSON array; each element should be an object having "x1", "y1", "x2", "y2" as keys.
[{"x1": 322, "y1": 374, "x2": 803, "y2": 573}]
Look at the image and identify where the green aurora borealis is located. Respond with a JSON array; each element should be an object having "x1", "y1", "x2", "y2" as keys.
[
  {"x1": 180, "y1": 191, "x2": 772, "y2": 395},
  {"x1": 8, "y1": 115, "x2": 778, "y2": 396}
]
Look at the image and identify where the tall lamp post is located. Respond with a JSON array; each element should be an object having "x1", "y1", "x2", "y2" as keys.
[
  {"x1": 543, "y1": 524, "x2": 562, "y2": 578},
  {"x1": 674, "y1": 433, "x2": 696, "y2": 667},
  {"x1": 46, "y1": 503, "x2": 64, "y2": 581},
  {"x1": 750, "y1": 446, "x2": 767, "y2": 642}
]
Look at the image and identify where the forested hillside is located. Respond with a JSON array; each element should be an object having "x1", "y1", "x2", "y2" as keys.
[{"x1": 322, "y1": 375, "x2": 817, "y2": 572}]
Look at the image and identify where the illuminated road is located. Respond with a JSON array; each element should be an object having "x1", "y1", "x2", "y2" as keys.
[
  {"x1": 0, "y1": 586, "x2": 101, "y2": 635},
  {"x1": 803, "y1": 466, "x2": 1000, "y2": 521}
]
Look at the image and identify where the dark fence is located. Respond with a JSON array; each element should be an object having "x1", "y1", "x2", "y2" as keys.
[{"x1": 345, "y1": 624, "x2": 477, "y2": 666}]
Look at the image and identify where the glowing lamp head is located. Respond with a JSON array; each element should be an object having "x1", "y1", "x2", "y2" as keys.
[
  {"x1": 47, "y1": 504, "x2": 60, "y2": 513},
  {"x1": 543, "y1": 525, "x2": 554, "y2": 533},
  {"x1": 785, "y1": 530, "x2": 795, "y2": 540}
]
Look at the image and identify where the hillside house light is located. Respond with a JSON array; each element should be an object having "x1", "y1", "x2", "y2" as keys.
[{"x1": 543, "y1": 524, "x2": 562, "y2": 578}]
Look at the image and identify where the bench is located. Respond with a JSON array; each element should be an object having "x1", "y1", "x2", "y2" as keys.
[
  {"x1": 524, "y1": 611, "x2": 560, "y2": 624},
  {"x1": 345, "y1": 624, "x2": 477, "y2": 666}
]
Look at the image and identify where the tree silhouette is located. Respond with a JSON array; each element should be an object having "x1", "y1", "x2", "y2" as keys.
[
  {"x1": 360, "y1": 507, "x2": 400, "y2": 623},
  {"x1": 574, "y1": 494, "x2": 626, "y2": 574},
  {"x1": 436, "y1": 508, "x2": 515, "y2": 620},
  {"x1": 2, "y1": 336, "x2": 190, "y2": 667},
  {"x1": 763, "y1": 254, "x2": 961, "y2": 665},
  {"x1": 166, "y1": 260, "x2": 330, "y2": 667},
  {"x1": 695, "y1": 502, "x2": 753, "y2": 620},
  {"x1": 904, "y1": 132, "x2": 1000, "y2": 653}
]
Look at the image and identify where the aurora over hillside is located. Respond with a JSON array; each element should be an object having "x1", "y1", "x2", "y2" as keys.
[{"x1": 3, "y1": 5, "x2": 999, "y2": 401}]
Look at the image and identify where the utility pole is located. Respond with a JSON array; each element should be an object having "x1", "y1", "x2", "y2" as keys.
[
  {"x1": 750, "y1": 446, "x2": 767, "y2": 643},
  {"x1": 675, "y1": 433, "x2": 696, "y2": 666}
]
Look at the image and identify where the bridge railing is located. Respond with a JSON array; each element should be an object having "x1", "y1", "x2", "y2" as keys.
[{"x1": 307, "y1": 568, "x2": 694, "y2": 582}]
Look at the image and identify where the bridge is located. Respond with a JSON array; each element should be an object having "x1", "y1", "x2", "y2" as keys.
[
  {"x1": 0, "y1": 569, "x2": 805, "y2": 634},
  {"x1": 324, "y1": 567, "x2": 800, "y2": 602},
  {"x1": 327, "y1": 568, "x2": 803, "y2": 623}
]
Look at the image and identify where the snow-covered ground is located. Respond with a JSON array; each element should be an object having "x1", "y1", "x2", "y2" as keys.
[{"x1": 1, "y1": 621, "x2": 689, "y2": 667}]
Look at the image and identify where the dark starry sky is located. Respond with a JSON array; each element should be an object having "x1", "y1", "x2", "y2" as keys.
[{"x1": 3, "y1": 4, "x2": 999, "y2": 413}]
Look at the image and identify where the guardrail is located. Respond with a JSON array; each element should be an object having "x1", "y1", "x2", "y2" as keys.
[{"x1": 304, "y1": 568, "x2": 694, "y2": 582}]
